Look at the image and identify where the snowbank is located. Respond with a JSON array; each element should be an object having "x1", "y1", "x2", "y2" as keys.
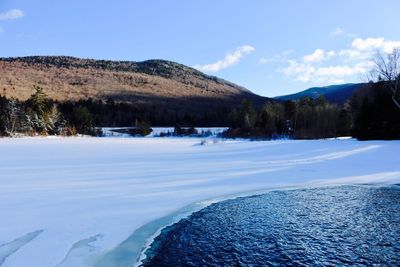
[{"x1": 0, "y1": 137, "x2": 399, "y2": 267}]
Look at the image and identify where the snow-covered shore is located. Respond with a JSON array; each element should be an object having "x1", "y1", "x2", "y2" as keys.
[{"x1": 0, "y1": 137, "x2": 399, "y2": 267}]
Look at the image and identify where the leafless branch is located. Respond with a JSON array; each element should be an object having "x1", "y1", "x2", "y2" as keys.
[{"x1": 371, "y1": 49, "x2": 400, "y2": 108}]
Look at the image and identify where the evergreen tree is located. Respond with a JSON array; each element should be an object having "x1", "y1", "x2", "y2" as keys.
[
  {"x1": 72, "y1": 106, "x2": 93, "y2": 134},
  {"x1": 28, "y1": 85, "x2": 48, "y2": 117}
]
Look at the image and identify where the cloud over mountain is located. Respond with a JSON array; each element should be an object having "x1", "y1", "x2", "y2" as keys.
[
  {"x1": 193, "y1": 45, "x2": 255, "y2": 72},
  {"x1": 282, "y1": 37, "x2": 400, "y2": 84}
]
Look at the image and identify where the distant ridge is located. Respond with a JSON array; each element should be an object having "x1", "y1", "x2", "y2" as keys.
[{"x1": 275, "y1": 83, "x2": 366, "y2": 104}]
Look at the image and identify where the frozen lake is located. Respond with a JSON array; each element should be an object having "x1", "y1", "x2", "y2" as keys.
[{"x1": 0, "y1": 137, "x2": 399, "y2": 266}]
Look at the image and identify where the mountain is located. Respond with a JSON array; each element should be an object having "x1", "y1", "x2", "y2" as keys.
[
  {"x1": 275, "y1": 83, "x2": 366, "y2": 104},
  {"x1": 0, "y1": 56, "x2": 268, "y2": 111}
]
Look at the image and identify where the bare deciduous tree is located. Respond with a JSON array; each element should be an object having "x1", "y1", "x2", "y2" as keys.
[
  {"x1": 5, "y1": 99, "x2": 19, "y2": 136},
  {"x1": 370, "y1": 49, "x2": 400, "y2": 108}
]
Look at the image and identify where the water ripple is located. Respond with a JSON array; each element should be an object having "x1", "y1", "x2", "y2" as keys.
[{"x1": 142, "y1": 185, "x2": 400, "y2": 266}]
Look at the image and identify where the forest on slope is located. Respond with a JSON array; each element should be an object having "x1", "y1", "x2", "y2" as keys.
[{"x1": 0, "y1": 56, "x2": 267, "y2": 107}]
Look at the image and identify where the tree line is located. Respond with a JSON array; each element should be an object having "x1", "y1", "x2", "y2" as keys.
[
  {"x1": 0, "y1": 81, "x2": 399, "y2": 140},
  {"x1": 224, "y1": 96, "x2": 350, "y2": 139},
  {"x1": 0, "y1": 86, "x2": 96, "y2": 136},
  {"x1": 223, "y1": 81, "x2": 400, "y2": 140},
  {"x1": 0, "y1": 85, "x2": 231, "y2": 137}
]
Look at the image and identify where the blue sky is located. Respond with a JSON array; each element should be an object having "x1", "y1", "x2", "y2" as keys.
[{"x1": 1, "y1": 0, "x2": 400, "y2": 97}]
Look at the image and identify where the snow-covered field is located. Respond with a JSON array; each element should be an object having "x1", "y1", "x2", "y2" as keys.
[{"x1": 0, "y1": 137, "x2": 399, "y2": 267}]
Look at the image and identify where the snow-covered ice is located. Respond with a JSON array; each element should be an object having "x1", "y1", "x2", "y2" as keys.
[{"x1": 0, "y1": 137, "x2": 399, "y2": 267}]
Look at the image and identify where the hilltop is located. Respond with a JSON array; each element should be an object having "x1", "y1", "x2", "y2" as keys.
[
  {"x1": 275, "y1": 83, "x2": 366, "y2": 104},
  {"x1": 0, "y1": 56, "x2": 267, "y2": 108}
]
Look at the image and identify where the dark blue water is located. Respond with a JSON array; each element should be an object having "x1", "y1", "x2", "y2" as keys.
[{"x1": 141, "y1": 185, "x2": 400, "y2": 266}]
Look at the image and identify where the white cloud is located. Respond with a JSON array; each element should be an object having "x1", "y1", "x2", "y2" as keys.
[
  {"x1": 303, "y1": 49, "x2": 325, "y2": 63},
  {"x1": 338, "y1": 38, "x2": 400, "y2": 61},
  {"x1": 281, "y1": 37, "x2": 400, "y2": 84},
  {"x1": 327, "y1": 50, "x2": 335, "y2": 57},
  {"x1": 282, "y1": 59, "x2": 374, "y2": 84},
  {"x1": 282, "y1": 60, "x2": 315, "y2": 82},
  {"x1": 352, "y1": 37, "x2": 400, "y2": 54},
  {"x1": 259, "y1": 57, "x2": 268, "y2": 64},
  {"x1": 0, "y1": 9, "x2": 24, "y2": 20},
  {"x1": 338, "y1": 49, "x2": 363, "y2": 59},
  {"x1": 315, "y1": 62, "x2": 372, "y2": 78},
  {"x1": 330, "y1": 27, "x2": 358, "y2": 39},
  {"x1": 303, "y1": 49, "x2": 335, "y2": 63},
  {"x1": 259, "y1": 50, "x2": 293, "y2": 65},
  {"x1": 193, "y1": 45, "x2": 255, "y2": 72},
  {"x1": 282, "y1": 50, "x2": 294, "y2": 56},
  {"x1": 331, "y1": 27, "x2": 344, "y2": 36}
]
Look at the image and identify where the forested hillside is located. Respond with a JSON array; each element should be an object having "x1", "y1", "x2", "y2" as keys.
[
  {"x1": 0, "y1": 56, "x2": 267, "y2": 108},
  {"x1": 275, "y1": 83, "x2": 365, "y2": 104}
]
